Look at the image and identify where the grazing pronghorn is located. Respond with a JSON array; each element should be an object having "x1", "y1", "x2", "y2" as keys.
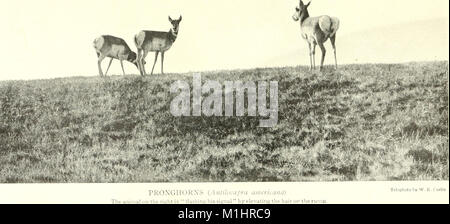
[
  {"x1": 134, "y1": 15, "x2": 182, "y2": 76},
  {"x1": 292, "y1": 0, "x2": 340, "y2": 71},
  {"x1": 93, "y1": 35, "x2": 139, "y2": 76}
]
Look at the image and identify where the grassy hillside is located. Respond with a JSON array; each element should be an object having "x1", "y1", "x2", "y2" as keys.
[{"x1": 0, "y1": 62, "x2": 448, "y2": 183}]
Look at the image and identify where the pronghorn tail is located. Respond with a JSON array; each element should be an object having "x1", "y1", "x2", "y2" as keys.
[
  {"x1": 330, "y1": 17, "x2": 340, "y2": 37},
  {"x1": 93, "y1": 36, "x2": 104, "y2": 51},
  {"x1": 319, "y1": 16, "x2": 340, "y2": 37},
  {"x1": 134, "y1": 33, "x2": 141, "y2": 50},
  {"x1": 93, "y1": 37, "x2": 101, "y2": 57},
  {"x1": 134, "y1": 35, "x2": 138, "y2": 47}
]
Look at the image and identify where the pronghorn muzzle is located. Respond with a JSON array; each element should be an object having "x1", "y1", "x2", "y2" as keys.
[{"x1": 292, "y1": 11, "x2": 300, "y2": 21}]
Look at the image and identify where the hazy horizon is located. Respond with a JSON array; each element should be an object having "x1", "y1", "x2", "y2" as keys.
[{"x1": 0, "y1": 0, "x2": 448, "y2": 80}]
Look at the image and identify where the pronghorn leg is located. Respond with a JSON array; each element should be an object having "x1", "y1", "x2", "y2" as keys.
[
  {"x1": 97, "y1": 54, "x2": 106, "y2": 77},
  {"x1": 104, "y1": 58, "x2": 114, "y2": 76},
  {"x1": 330, "y1": 35, "x2": 337, "y2": 70},
  {"x1": 141, "y1": 51, "x2": 149, "y2": 76},
  {"x1": 150, "y1": 51, "x2": 159, "y2": 75},
  {"x1": 137, "y1": 49, "x2": 144, "y2": 75},
  {"x1": 318, "y1": 42, "x2": 326, "y2": 71},
  {"x1": 120, "y1": 60, "x2": 125, "y2": 75},
  {"x1": 161, "y1": 52, "x2": 165, "y2": 75},
  {"x1": 308, "y1": 43, "x2": 313, "y2": 71},
  {"x1": 312, "y1": 43, "x2": 317, "y2": 70}
]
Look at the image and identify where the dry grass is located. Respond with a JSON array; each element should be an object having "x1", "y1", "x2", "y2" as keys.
[{"x1": 0, "y1": 61, "x2": 448, "y2": 182}]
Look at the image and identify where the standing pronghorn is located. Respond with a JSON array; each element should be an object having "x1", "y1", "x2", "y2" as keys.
[
  {"x1": 93, "y1": 35, "x2": 139, "y2": 76},
  {"x1": 134, "y1": 15, "x2": 182, "y2": 76},
  {"x1": 292, "y1": 0, "x2": 340, "y2": 71}
]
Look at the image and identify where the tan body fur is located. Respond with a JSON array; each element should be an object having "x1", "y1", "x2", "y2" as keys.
[
  {"x1": 293, "y1": 1, "x2": 340, "y2": 71},
  {"x1": 135, "y1": 31, "x2": 175, "y2": 52},
  {"x1": 93, "y1": 35, "x2": 138, "y2": 76},
  {"x1": 135, "y1": 16, "x2": 182, "y2": 76},
  {"x1": 300, "y1": 16, "x2": 339, "y2": 45}
]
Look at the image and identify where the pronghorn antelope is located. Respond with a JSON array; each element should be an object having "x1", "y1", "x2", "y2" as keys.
[
  {"x1": 134, "y1": 15, "x2": 182, "y2": 76},
  {"x1": 292, "y1": 0, "x2": 340, "y2": 71},
  {"x1": 93, "y1": 35, "x2": 139, "y2": 76}
]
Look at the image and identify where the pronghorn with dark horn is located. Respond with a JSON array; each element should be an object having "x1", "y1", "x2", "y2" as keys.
[
  {"x1": 93, "y1": 35, "x2": 140, "y2": 76},
  {"x1": 134, "y1": 15, "x2": 182, "y2": 76},
  {"x1": 292, "y1": 0, "x2": 340, "y2": 71}
]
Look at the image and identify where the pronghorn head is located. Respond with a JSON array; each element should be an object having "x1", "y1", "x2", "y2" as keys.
[
  {"x1": 128, "y1": 52, "x2": 139, "y2": 68},
  {"x1": 293, "y1": 0, "x2": 311, "y2": 22},
  {"x1": 169, "y1": 15, "x2": 182, "y2": 34},
  {"x1": 128, "y1": 52, "x2": 146, "y2": 68}
]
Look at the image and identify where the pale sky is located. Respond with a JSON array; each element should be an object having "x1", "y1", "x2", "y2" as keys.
[{"x1": 0, "y1": 0, "x2": 448, "y2": 80}]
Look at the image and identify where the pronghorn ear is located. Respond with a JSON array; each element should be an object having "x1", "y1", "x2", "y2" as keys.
[
  {"x1": 306, "y1": 1, "x2": 311, "y2": 7},
  {"x1": 168, "y1": 16, "x2": 173, "y2": 22},
  {"x1": 299, "y1": 0, "x2": 304, "y2": 7},
  {"x1": 295, "y1": 7, "x2": 300, "y2": 11},
  {"x1": 178, "y1": 15, "x2": 182, "y2": 22}
]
